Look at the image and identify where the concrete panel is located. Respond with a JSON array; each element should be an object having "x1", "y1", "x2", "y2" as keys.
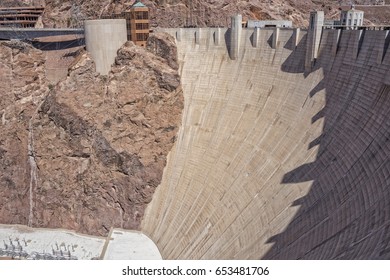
[
  {"x1": 176, "y1": 28, "x2": 182, "y2": 42},
  {"x1": 85, "y1": 19, "x2": 127, "y2": 75},
  {"x1": 195, "y1": 28, "x2": 201, "y2": 45},
  {"x1": 272, "y1": 27, "x2": 280, "y2": 49},
  {"x1": 230, "y1": 15, "x2": 242, "y2": 60},
  {"x1": 306, "y1": 11, "x2": 324, "y2": 71},
  {"x1": 378, "y1": 30, "x2": 390, "y2": 64},
  {"x1": 332, "y1": 29, "x2": 341, "y2": 56},
  {"x1": 293, "y1": 28, "x2": 301, "y2": 49},
  {"x1": 352, "y1": 29, "x2": 365, "y2": 59},
  {"x1": 214, "y1": 28, "x2": 222, "y2": 46},
  {"x1": 253, "y1": 28, "x2": 260, "y2": 48}
]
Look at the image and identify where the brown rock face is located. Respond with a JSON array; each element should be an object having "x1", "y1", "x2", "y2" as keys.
[
  {"x1": 0, "y1": 41, "x2": 48, "y2": 225},
  {"x1": 39, "y1": 0, "x2": 389, "y2": 29},
  {"x1": 0, "y1": 34, "x2": 183, "y2": 236}
]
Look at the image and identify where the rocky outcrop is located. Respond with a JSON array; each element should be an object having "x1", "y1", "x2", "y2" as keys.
[
  {"x1": 0, "y1": 34, "x2": 183, "y2": 236},
  {"x1": 39, "y1": 0, "x2": 388, "y2": 29},
  {"x1": 0, "y1": 41, "x2": 49, "y2": 226},
  {"x1": 1, "y1": 0, "x2": 387, "y2": 28}
]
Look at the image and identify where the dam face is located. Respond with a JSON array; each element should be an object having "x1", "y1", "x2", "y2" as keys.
[{"x1": 142, "y1": 26, "x2": 390, "y2": 259}]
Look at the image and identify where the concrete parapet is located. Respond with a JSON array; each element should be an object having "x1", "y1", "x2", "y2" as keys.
[
  {"x1": 322, "y1": 28, "x2": 390, "y2": 64},
  {"x1": 352, "y1": 29, "x2": 365, "y2": 59},
  {"x1": 293, "y1": 28, "x2": 301, "y2": 49},
  {"x1": 332, "y1": 29, "x2": 341, "y2": 56},
  {"x1": 305, "y1": 11, "x2": 324, "y2": 71},
  {"x1": 214, "y1": 28, "x2": 222, "y2": 46},
  {"x1": 253, "y1": 28, "x2": 260, "y2": 48},
  {"x1": 84, "y1": 19, "x2": 127, "y2": 75},
  {"x1": 195, "y1": 28, "x2": 201, "y2": 45},
  {"x1": 157, "y1": 28, "x2": 301, "y2": 59},
  {"x1": 158, "y1": 27, "x2": 390, "y2": 67},
  {"x1": 379, "y1": 30, "x2": 390, "y2": 64},
  {"x1": 176, "y1": 29, "x2": 182, "y2": 42},
  {"x1": 230, "y1": 14, "x2": 242, "y2": 60},
  {"x1": 272, "y1": 27, "x2": 280, "y2": 49}
]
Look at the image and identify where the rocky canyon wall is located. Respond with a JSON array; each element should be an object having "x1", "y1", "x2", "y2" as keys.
[
  {"x1": 2, "y1": 1, "x2": 388, "y2": 28},
  {"x1": 0, "y1": 33, "x2": 183, "y2": 236}
]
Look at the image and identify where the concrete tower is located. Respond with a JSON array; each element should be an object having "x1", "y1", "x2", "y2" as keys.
[
  {"x1": 129, "y1": 0, "x2": 150, "y2": 47},
  {"x1": 230, "y1": 14, "x2": 242, "y2": 60},
  {"x1": 305, "y1": 11, "x2": 324, "y2": 71},
  {"x1": 84, "y1": 19, "x2": 128, "y2": 75}
]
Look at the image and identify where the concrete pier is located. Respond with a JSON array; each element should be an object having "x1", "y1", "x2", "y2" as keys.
[
  {"x1": 84, "y1": 19, "x2": 127, "y2": 75},
  {"x1": 272, "y1": 27, "x2": 280, "y2": 49},
  {"x1": 253, "y1": 27, "x2": 260, "y2": 48},
  {"x1": 214, "y1": 28, "x2": 222, "y2": 46},
  {"x1": 305, "y1": 11, "x2": 324, "y2": 71},
  {"x1": 229, "y1": 14, "x2": 242, "y2": 60}
]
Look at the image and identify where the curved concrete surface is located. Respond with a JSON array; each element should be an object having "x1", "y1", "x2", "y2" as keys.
[
  {"x1": 142, "y1": 27, "x2": 390, "y2": 259},
  {"x1": 85, "y1": 19, "x2": 127, "y2": 75},
  {"x1": 103, "y1": 230, "x2": 162, "y2": 260}
]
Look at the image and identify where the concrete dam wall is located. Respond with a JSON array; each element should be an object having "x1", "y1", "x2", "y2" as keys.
[{"x1": 141, "y1": 26, "x2": 390, "y2": 259}]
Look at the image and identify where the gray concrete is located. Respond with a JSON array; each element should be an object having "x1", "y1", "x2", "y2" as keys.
[
  {"x1": 84, "y1": 19, "x2": 127, "y2": 75},
  {"x1": 305, "y1": 11, "x2": 324, "y2": 71},
  {"x1": 253, "y1": 27, "x2": 260, "y2": 48},
  {"x1": 195, "y1": 28, "x2": 201, "y2": 45},
  {"x1": 293, "y1": 28, "x2": 301, "y2": 49},
  {"x1": 272, "y1": 27, "x2": 280, "y2": 49},
  {"x1": 331, "y1": 29, "x2": 341, "y2": 56},
  {"x1": 214, "y1": 28, "x2": 222, "y2": 46},
  {"x1": 229, "y1": 14, "x2": 242, "y2": 60}
]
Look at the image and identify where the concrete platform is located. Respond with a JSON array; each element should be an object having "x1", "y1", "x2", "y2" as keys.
[
  {"x1": 0, "y1": 225, "x2": 161, "y2": 260},
  {"x1": 103, "y1": 230, "x2": 161, "y2": 260}
]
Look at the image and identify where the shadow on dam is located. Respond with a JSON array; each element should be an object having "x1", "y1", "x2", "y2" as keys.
[
  {"x1": 265, "y1": 29, "x2": 390, "y2": 259},
  {"x1": 142, "y1": 27, "x2": 390, "y2": 259}
]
